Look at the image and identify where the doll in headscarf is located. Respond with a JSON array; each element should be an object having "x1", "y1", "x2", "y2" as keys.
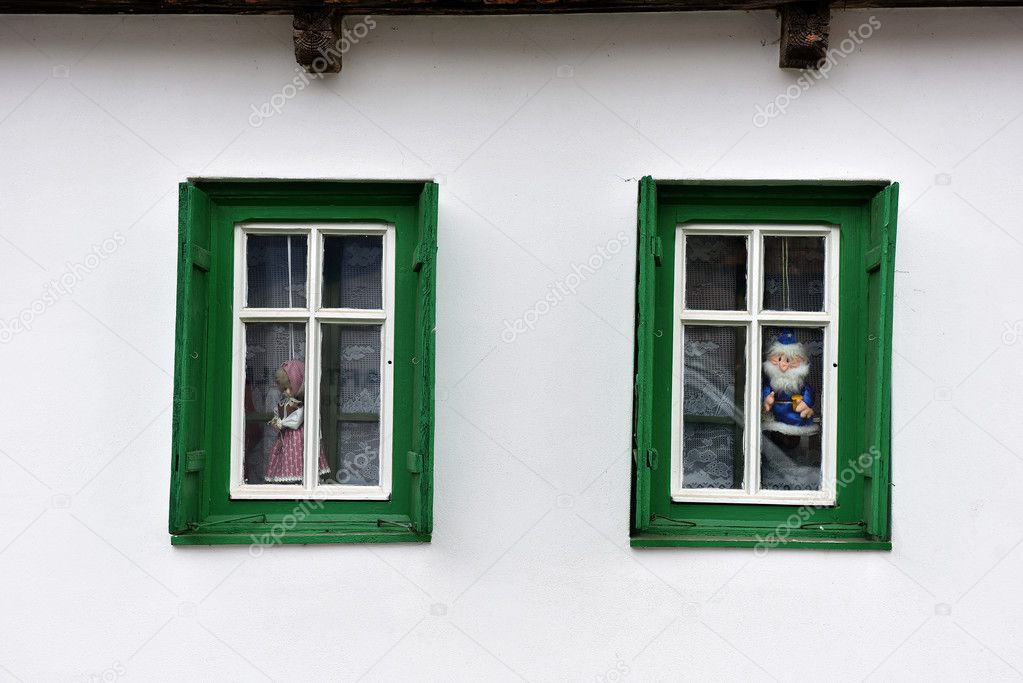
[{"x1": 264, "y1": 359, "x2": 330, "y2": 483}]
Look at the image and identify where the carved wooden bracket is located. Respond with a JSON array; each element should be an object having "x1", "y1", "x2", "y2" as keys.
[
  {"x1": 779, "y1": 1, "x2": 831, "y2": 70},
  {"x1": 293, "y1": 9, "x2": 345, "y2": 74}
]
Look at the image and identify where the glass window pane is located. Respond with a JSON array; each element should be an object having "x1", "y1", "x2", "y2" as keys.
[
  {"x1": 322, "y1": 235, "x2": 383, "y2": 309},
  {"x1": 681, "y1": 325, "x2": 746, "y2": 490},
  {"x1": 684, "y1": 235, "x2": 747, "y2": 311},
  {"x1": 336, "y1": 422, "x2": 381, "y2": 487},
  {"x1": 319, "y1": 324, "x2": 382, "y2": 487},
  {"x1": 246, "y1": 234, "x2": 308, "y2": 308},
  {"x1": 760, "y1": 326, "x2": 824, "y2": 491},
  {"x1": 762, "y1": 236, "x2": 825, "y2": 312},
  {"x1": 243, "y1": 322, "x2": 307, "y2": 485}
]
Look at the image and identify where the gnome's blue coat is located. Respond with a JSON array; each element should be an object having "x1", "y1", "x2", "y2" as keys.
[{"x1": 762, "y1": 384, "x2": 816, "y2": 431}]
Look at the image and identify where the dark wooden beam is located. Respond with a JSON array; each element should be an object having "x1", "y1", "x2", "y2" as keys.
[
  {"x1": 4, "y1": 0, "x2": 1018, "y2": 73},
  {"x1": 779, "y1": 1, "x2": 829, "y2": 69},
  {"x1": 293, "y1": 9, "x2": 344, "y2": 73},
  {"x1": 2, "y1": 0, "x2": 1023, "y2": 13}
]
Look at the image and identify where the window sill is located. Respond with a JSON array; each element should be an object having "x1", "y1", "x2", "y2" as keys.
[
  {"x1": 630, "y1": 532, "x2": 890, "y2": 550},
  {"x1": 670, "y1": 492, "x2": 837, "y2": 506},
  {"x1": 168, "y1": 514, "x2": 429, "y2": 546},
  {"x1": 172, "y1": 531, "x2": 429, "y2": 546},
  {"x1": 229, "y1": 484, "x2": 391, "y2": 501}
]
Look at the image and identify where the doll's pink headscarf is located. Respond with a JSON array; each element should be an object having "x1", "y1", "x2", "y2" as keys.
[{"x1": 281, "y1": 359, "x2": 305, "y2": 398}]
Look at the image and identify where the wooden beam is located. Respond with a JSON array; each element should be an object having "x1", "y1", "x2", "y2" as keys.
[
  {"x1": 293, "y1": 9, "x2": 344, "y2": 73},
  {"x1": 2, "y1": 0, "x2": 1023, "y2": 13},
  {"x1": 779, "y1": 1, "x2": 830, "y2": 69}
]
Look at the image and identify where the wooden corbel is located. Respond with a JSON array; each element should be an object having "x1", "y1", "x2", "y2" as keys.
[
  {"x1": 779, "y1": 1, "x2": 831, "y2": 70},
  {"x1": 293, "y1": 9, "x2": 345, "y2": 74}
]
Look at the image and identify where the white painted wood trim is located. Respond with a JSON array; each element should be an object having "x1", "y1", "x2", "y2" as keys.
[
  {"x1": 747, "y1": 228, "x2": 762, "y2": 496},
  {"x1": 229, "y1": 221, "x2": 396, "y2": 501},
  {"x1": 671, "y1": 223, "x2": 840, "y2": 506}
]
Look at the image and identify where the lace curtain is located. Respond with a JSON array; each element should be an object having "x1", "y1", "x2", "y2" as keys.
[
  {"x1": 243, "y1": 323, "x2": 307, "y2": 484},
  {"x1": 241, "y1": 233, "x2": 385, "y2": 487},
  {"x1": 680, "y1": 234, "x2": 828, "y2": 492},
  {"x1": 322, "y1": 325, "x2": 382, "y2": 486},
  {"x1": 247, "y1": 235, "x2": 308, "y2": 308},
  {"x1": 762, "y1": 236, "x2": 825, "y2": 312},
  {"x1": 684, "y1": 235, "x2": 747, "y2": 310},
  {"x1": 681, "y1": 326, "x2": 745, "y2": 489}
]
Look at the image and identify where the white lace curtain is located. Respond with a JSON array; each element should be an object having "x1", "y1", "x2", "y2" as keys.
[
  {"x1": 242, "y1": 234, "x2": 385, "y2": 486},
  {"x1": 681, "y1": 235, "x2": 827, "y2": 492}
]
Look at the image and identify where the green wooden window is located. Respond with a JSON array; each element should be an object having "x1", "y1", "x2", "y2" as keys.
[
  {"x1": 170, "y1": 180, "x2": 437, "y2": 545},
  {"x1": 631, "y1": 178, "x2": 897, "y2": 550}
]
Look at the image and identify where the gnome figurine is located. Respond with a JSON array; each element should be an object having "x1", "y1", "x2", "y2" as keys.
[{"x1": 762, "y1": 328, "x2": 819, "y2": 450}]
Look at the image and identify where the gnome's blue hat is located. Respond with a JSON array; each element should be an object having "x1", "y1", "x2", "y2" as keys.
[
  {"x1": 768, "y1": 327, "x2": 807, "y2": 359},
  {"x1": 777, "y1": 328, "x2": 798, "y2": 345}
]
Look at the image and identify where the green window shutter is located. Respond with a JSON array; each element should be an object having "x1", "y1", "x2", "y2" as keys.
[
  {"x1": 409, "y1": 182, "x2": 438, "y2": 534},
  {"x1": 861, "y1": 182, "x2": 899, "y2": 542},
  {"x1": 169, "y1": 182, "x2": 213, "y2": 534},
  {"x1": 632, "y1": 176, "x2": 657, "y2": 532}
]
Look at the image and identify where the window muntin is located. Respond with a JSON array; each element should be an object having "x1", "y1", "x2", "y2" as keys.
[
  {"x1": 671, "y1": 223, "x2": 839, "y2": 505},
  {"x1": 230, "y1": 222, "x2": 395, "y2": 501}
]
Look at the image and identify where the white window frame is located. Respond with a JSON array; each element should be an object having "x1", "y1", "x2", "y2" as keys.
[
  {"x1": 229, "y1": 221, "x2": 396, "y2": 501},
  {"x1": 670, "y1": 223, "x2": 840, "y2": 506}
]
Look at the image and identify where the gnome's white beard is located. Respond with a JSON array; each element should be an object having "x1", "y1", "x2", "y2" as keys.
[{"x1": 763, "y1": 360, "x2": 809, "y2": 394}]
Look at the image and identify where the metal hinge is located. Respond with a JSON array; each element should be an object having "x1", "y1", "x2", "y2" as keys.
[
  {"x1": 799, "y1": 521, "x2": 867, "y2": 531},
  {"x1": 189, "y1": 243, "x2": 211, "y2": 272},
  {"x1": 187, "y1": 513, "x2": 266, "y2": 530},
  {"x1": 185, "y1": 449, "x2": 205, "y2": 472},
  {"x1": 646, "y1": 448, "x2": 659, "y2": 470},
  {"x1": 412, "y1": 241, "x2": 436, "y2": 272},
  {"x1": 406, "y1": 451, "x2": 425, "y2": 474},
  {"x1": 651, "y1": 235, "x2": 663, "y2": 266},
  {"x1": 883, "y1": 186, "x2": 895, "y2": 228},
  {"x1": 650, "y1": 513, "x2": 696, "y2": 528}
]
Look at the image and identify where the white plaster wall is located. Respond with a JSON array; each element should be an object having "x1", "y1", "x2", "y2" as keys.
[{"x1": 1, "y1": 8, "x2": 1022, "y2": 681}]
